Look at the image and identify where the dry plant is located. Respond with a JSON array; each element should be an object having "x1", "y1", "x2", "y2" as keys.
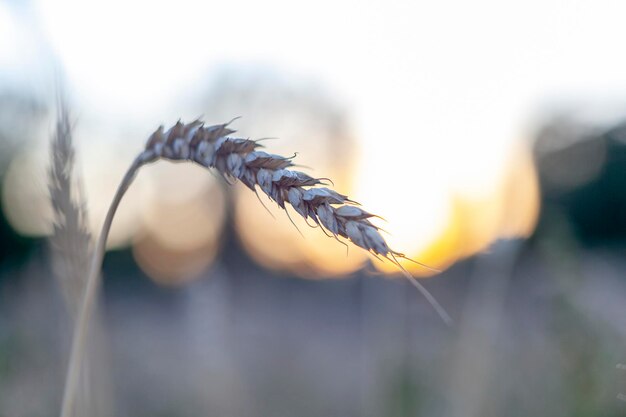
[
  {"x1": 49, "y1": 104, "x2": 113, "y2": 417},
  {"x1": 60, "y1": 118, "x2": 451, "y2": 417},
  {"x1": 49, "y1": 104, "x2": 91, "y2": 315}
]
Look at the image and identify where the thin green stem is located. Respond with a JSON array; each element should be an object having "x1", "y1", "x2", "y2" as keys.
[{"x1": 60, "y1": 158, "x2": 143, "y2": 417}]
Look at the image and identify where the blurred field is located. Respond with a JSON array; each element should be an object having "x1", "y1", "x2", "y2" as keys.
[{"x1": 1, "y1": 217, "x2": 626, "y2": 417}]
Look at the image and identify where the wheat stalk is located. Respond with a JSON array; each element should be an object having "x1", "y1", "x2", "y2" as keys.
[
  {"x1": 60, "y1": 118, "x2": 450, "y2": 417},
  {"x1": 50, "y1": 104, "x2": 114, "y2": 417},
  {"x1": 49, "y1": 102, "x2": 92, "y2": 316}
]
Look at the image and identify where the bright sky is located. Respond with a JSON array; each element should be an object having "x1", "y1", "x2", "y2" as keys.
[{"x1": 3, "y1": 0, "x2": 626, "y2": 277}]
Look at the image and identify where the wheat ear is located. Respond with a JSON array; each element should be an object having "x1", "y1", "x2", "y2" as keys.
[
  {"x1": 61, "y1": 119, "x2": 450, "y2": 417},
  {"x1": 49, "y1": 103, "x2": 92, "y2": 315},
  {"x1": 51, "y1": 104, "x2": 114, "y2": 417}
]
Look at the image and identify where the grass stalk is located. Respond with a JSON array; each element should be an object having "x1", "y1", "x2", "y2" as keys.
[{"x1": 60, "y1": 157, "x2": 143, "y2": 417}]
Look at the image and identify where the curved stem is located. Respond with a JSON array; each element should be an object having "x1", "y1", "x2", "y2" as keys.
[{"x1": 60, "y1": 158, "x2": 144, "y2": 417}]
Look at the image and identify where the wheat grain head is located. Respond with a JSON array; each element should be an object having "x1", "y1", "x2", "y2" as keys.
[
  {"x1": 138, "y1": 119, "x2": 451, "y2": 323},
  {"x1": 50, "y1": 103, "x2": 115, "y2": 417},
  {"x1": 141, "y1": 121, "x2": 404, "y2": 261},
  {"x1": 48, "y1": 103, "x2": 92, "y2": 316}
]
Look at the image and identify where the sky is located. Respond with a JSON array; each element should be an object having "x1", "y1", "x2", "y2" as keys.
[{"x1": 2, "y1": 0, "x2": 626, "y2": 278}]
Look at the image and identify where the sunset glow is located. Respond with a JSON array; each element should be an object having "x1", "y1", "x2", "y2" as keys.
[{"x1": 3, "y1": 0, "x2": 626, "y2": 282}]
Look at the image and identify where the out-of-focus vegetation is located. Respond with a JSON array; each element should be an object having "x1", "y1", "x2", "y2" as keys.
[{"x1": 0, "y1": 104, "x2": 626, "y2": 416}]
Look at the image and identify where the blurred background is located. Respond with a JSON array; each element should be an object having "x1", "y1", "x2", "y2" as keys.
[{"x1": 1, "y1": 0, "x2": 626, "y2": 416}]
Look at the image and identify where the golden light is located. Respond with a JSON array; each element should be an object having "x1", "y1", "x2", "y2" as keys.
[
  {"x1": 231, "y1": 100, "x2": 367, "y2": 277},
  {"x1": 370, "y1": 141, "x2": 540, "y2": 275},
  {"x1": 235, "y1": 187, "x2": 367, "y2": 278},
  {"x1": 132, "y1": 234, "x2": 219, "y2": 286},
  {"x1": 79, "y1": 136, "x2": 146, "y2": 249},
  {"x1": 1, "y1": 148, "x2": 53, "y2": 237},
  {"x1": 131, "y1": 162, "x2": 227, "y2": 284}
]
